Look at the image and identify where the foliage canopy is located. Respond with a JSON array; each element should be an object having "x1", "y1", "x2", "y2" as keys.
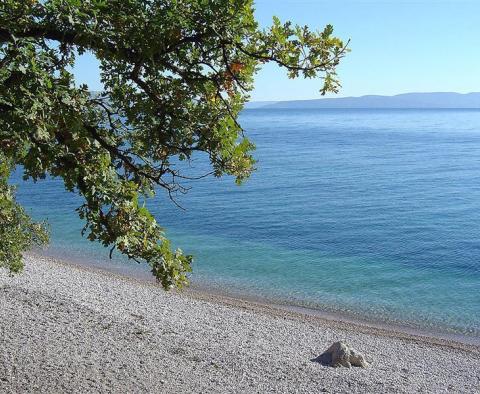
[{"x1": 0, "y1": 0, "x2": 348, "y2": 288}]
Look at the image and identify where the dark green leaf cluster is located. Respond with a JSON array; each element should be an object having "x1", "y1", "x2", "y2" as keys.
[
  {"x1": 0, "y1": 0, "x2": 348, "y2": 288},
  {"x1": 0, "y1": 153, "x2": 48, "y2": 273}
]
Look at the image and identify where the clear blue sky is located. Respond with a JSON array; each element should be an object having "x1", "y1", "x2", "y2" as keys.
[{"x1": 73, "y1": 0, "x2": 480, "y2": 101}]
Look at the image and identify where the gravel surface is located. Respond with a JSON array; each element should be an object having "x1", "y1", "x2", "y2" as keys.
[{"x1": 1, "y1": 254, "x2": 479, "y2": 393}]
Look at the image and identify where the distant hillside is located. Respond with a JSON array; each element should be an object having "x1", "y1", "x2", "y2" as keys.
[
  {"x1": 243, "y1": 101, "x2": 277, "y2": 109},
  {"x1": 245, "y1": 92, "x2": 480, "y2": 109}
]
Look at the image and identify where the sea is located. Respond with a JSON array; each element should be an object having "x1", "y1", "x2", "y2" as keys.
[{"x1": 12, "y1": 108, "x2": 480, "y2": 341}]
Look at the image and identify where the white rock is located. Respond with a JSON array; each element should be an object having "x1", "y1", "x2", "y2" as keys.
[{"x1": 317, "y1": 341, "x2": 369, "y2": 368}]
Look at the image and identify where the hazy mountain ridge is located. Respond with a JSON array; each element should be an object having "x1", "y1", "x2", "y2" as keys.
[{"x1": 246, "y1": 92, "x2": 480, "y2": 109}]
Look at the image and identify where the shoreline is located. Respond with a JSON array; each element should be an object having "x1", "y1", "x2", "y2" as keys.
[
  {"x1": 33, "y1": 250, "x2": 480, "y2": 348},
  {"x1": 187, "y1": 285, "x2": 480, "y2": 350},
  {"x1": 1, "y1": 253, "x2": 479, "y2": 392}
]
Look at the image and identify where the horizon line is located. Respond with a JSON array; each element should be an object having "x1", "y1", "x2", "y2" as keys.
[{"x1": 249, "y1": 91, "x2": 480, "y2": 103}]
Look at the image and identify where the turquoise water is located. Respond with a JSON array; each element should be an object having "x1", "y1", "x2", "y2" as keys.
[{"x1": 13, "y1": 109, "x2": 480, "y2": 338}]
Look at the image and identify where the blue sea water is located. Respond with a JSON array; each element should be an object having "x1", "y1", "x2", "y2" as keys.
[{"x1": 12, "y1": 109, "x2": 480, "y2": 339}]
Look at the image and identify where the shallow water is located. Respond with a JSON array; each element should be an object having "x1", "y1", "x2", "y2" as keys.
[{"x1": 13, "y1": 109, "x2": 480, "y2": 338}]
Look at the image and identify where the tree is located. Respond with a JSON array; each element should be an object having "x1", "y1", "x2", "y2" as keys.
[{"x1": 0, "y1": 0, "x2": 348, "y2": 288}]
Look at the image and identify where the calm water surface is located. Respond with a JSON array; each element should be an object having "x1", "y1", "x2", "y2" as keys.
[{"x1": 14, "y1": 109, "x2": 480, "y2": 338}]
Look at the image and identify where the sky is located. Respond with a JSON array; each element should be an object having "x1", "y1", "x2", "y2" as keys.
[{"x1": 73, "y1": 0, "x2": 480, "y2": 101}]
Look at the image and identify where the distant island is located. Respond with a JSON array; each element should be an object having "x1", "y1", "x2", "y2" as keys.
[{"x1": 246, "y1": 92, "x2": 480, "y2": 109}]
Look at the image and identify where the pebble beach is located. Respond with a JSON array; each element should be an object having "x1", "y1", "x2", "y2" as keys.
[{"x1": 1, "y1": 254, "x2": 479, "y2": 393}]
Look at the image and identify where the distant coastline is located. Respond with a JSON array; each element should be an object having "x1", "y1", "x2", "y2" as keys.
[{"x1": 246, "y1": 92, "x2": 480, "y2": 109}]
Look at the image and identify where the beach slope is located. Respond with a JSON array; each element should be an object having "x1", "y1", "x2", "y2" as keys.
[{"x1": 1, "y1": 255, "x2": 479, "y2": 393}]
